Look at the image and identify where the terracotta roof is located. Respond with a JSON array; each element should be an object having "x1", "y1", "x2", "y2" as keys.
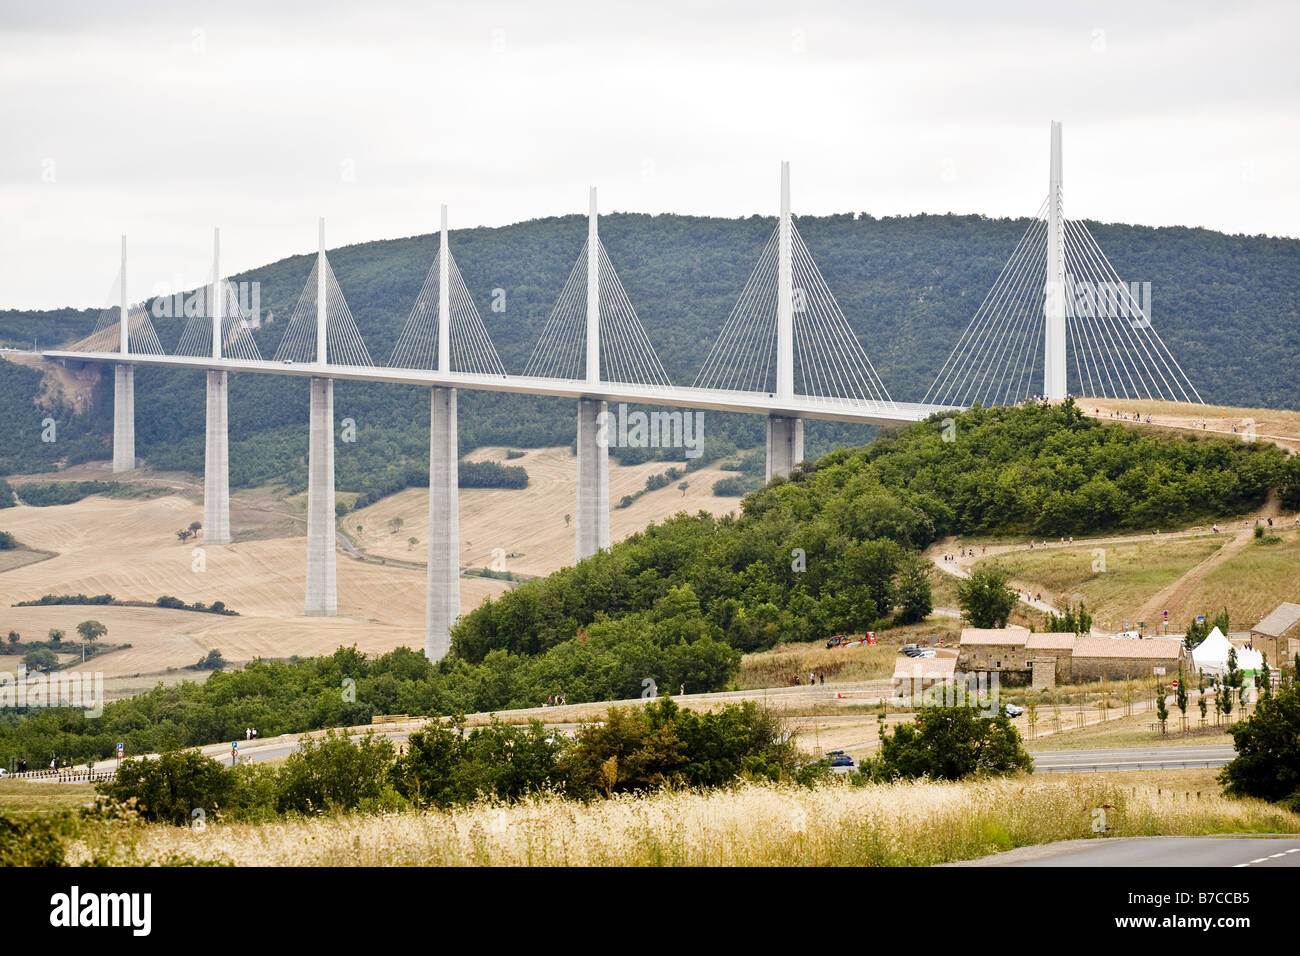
[
  {"x1": 893, "y1": 657, "x2": 958, "y2": 679},
  {"x1": 1252, "y1": 603, "x2": 1300, "y2": 639},
  {"x1": 1072, "y1": 637, "x2": 1184, "y2": 660},
  {"x1": 959, "y1": 628, "x2": 1029, "y2": 646},
  {"x1": 1026, "y1": 632, "x2": 1076, "y2": 650}
]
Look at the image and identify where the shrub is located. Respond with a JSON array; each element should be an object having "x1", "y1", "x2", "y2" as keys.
[
  {"x1": 957, "y1": 564, "x2": 1017, "y2": 628},
  {"x1": 0, "y1": 530, "x2": 17, "y2": 549},
  {"x1": 21, "y1": 647, "x2": 57, "y2": 672},
  {"x1": 99, "y1": 750, "x2": 235, "y2": 826},
  {"x1": 858, "y1": 704, "x2": 1033, "y2": 782},
  {"x1": 0, "y1": 811, "x2": 74, "y2": 866},
  {"x1": 275, "y1": 730, "x2": 397, "y2": 815},
  {"x1": 1220, "y1": 680, "x2": 1300, "y2": 809}
]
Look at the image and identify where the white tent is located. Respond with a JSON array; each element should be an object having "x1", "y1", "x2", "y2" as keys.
[{"x1": 1192, "y1": 627, "x2": 1264, "y2": 675}]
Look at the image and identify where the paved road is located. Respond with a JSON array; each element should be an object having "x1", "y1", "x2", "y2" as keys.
[
  {"x1": 1031, "y1": 744, "x2": 1236, "y2": 773},
  {"x1": 952, "y1": 836, "x2": 1300, "y2": 867}
]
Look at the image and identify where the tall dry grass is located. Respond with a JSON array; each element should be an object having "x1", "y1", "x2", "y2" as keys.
[{"x1": 71, "y1": 776, "x2": 1300, "y2": 867}]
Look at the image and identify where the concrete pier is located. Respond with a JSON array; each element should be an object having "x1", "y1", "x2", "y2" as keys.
[
  {"x1": 575, "y1": 397, "x2": 610, "y2": 561},
  {"x1": 305, "y1": 376, "x2": 337, "y2": 616},
  {"x1": 425, "y1": 386, "x2": 459, "y2": 660},
  {"x1": 112, "y1": 364, "x2": 135, "y2": 472},
  {"x1": 765, "y1": 413, "x2": 803, "y2": 481},
  {"x1": 203, "y1": 370, "x2": 230, "y2": 544}
]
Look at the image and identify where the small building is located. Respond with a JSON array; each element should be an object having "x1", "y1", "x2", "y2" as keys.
[
  {"x1": 956, "y1": 628, "x2": 1031, "y2": 672},
  {"x1": 1071, "y1": 636, "x2": 1185, "y2": 682},
  {"x1": 889, "y1": 655, "x2": 961, "y2": 691},
  {"x1": 1025, "y1": 632, "x2": 1076, "y2": 687},
  {"x1": 1250, "y1": 602, "x2": 1300, "y2": 667}
]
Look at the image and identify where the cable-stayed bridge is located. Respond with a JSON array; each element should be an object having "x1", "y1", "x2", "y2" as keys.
[{"x1": 40, "y1": 124, "x2": 1203, "y2": 660}]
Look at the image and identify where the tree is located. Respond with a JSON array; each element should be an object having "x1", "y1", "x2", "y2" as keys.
[
  {"x1": 99, "y1": 750, "x2": 233, "y2": 825},
  {"x1": 6, "y1": 630, "x2": 18, "y2": 645},
  {"x1": 22, "y1": 647, "x2": 57, "y2": 672},
  {"x1": 1155, "y1": 683, "x2": 1169, "y2": 733},
  {"x1": 564, "y1": 514, "x2": 571, "y2": 528},
  {"x1": 1219, "y1": 680, "x2": 1300, "y2": 810},
  {"x1": 189, "y1": 521, "x2": 202, "y2": 535},
  {"x1": 1175, "y1": 667, "x2": 1189, "y2": 731},
  {"x1": 76, "y1": 620, "x2": 107, "y2": 644},
  {"x1": 678, "y1": 481, "x2": 689, "y2": 497},
  {"x1": 891, "y1": 553, "x2": 933, "y2": 624},
  {"x1": 407, "y1": 536, "x2": 418, "y2": 550},
  {"x1": 48, "y1": 628, "x2": 63, "y2": 645},
  {"x1": 956, "y1": 564, "x2": 1017, "y2": 629},
  {"x1": 1046, "y1": 601, "x2": 1093, "y2": 637},
  {"x1": 1184, "y1": 616, "x2": 1211, "y2": 650},
  {"x1": 859, "y1": 704, "x2": 1033, "y2": 781},
  {"x1": 176, "y1": 528, "x2": 193, "y2": 543},
  {"x1": 276, "y1": 730, "x2": 397, "y2": 814},
  {"x1": 387, "y1": 516, "x2": 404, "y2": 534}
]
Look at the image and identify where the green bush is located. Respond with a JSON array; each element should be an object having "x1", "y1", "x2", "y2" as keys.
[
  {"x1": 858, "y1": 704, "x2": 1033, "y2": 782},
  {"x1": 0, "y1": 811, "x2": 74, "y2": 866},
  {"x1": 99, "y1": 750, "x2": 235, "y2": 825},
  {"x1": 1220, "y1": 679, "x2": 1300, "y2": 807},
  {"x1": 0, "y1": 530, "x2": 17, "y2": 549},
  {"x1": 15, "y1": 481, "x2": 120, "y2": 507},
  {"x1": 275, "y1": 731, "x2": 397, "y2": 815}
]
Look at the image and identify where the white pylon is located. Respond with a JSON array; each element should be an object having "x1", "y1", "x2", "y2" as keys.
[
  {"x1": 438, "y1": 204, "x2": 450, "y2": 373},
  {"x1": 119, "y1": 235, "x2": 128, "y2": 355},
  {"x1": 776, "y1": 161, "x2": 793, "y2": 401},
  {"x1": 211, "y1": 227, "x2": 222, "y2": 359},
  {"x1": 585, "y1": 187, "x2": 600, "y2": 385},
  {"x1": 316, "y1": 217, "x2": 328, "y2": 365},
  {"x1": 1044, "y1": 121, "x2": 1067, "y2": 401}
]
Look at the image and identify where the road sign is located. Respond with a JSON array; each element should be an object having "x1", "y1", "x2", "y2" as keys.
[
  {"x1": 1171, "y1": 679, "x2": 1179, "y2": 689},
  {"x1": 1163, "y1": 610, "x2": 1168, "y2": 621},
  {"x1": 1153, "y1": 666, "x2": 1166, "y2": 676},
  {"x1": 116, "y1": 742, "x2": 123, "y2": 758},
  {"x1": 1196, "y1": 615, "x2": 1206, "y2": 624}
]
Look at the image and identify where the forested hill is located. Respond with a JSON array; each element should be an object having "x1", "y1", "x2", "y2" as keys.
[{"x1": 1, "y1": 211, "x2": 1297, "y2": 487}]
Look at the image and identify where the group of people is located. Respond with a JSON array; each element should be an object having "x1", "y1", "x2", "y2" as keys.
[
  {"x1": 544, "y1": 693, "x2": 567, "y2": 707},
  {"x1": 1028, "y1": 536, "x2": 1074, "y2": 550},
  {"x1": 794, "y1": 672, "x2": 826, "y2": 686},
  {"x1": 942, "y1": 546, "x2": 988, "y2": 562},
  {"x1": 244, "y1": 727, "x2": 259, "y2": 741}
]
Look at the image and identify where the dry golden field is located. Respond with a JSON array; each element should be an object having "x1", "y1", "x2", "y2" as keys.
[
  {"x1": 67, "y1": 774, "x2": 1299, "y2": 867},
  {"x1": 0, "y1": 448, "x2": 741, "y2": 685},
  {"x1": 1085, "y1": 398, "x2": 1300, "y2": 452}
]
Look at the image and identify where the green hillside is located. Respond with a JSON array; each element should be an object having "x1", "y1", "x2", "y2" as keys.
[{"x1": 1, "y1": 211, "x2": 1297, "y2": 498}]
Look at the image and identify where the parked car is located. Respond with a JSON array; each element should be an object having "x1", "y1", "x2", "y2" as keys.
[
  {"x1": 1005, "y1": 703, "x2": 1025, "y2": 717},
  {"x1": 826, "y1": 635, "x2": 847, "y2": 648},
  {"x1": 826, "y1": 752, "x2": 855, "y2": 771}
]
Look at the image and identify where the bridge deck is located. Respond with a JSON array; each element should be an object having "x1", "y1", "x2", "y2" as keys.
[{"x1": 41, "y1": 350, "x2": 957, "y2": 426}]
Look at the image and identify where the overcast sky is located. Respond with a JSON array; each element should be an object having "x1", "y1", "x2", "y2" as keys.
[{"x1": 2, "y1": 0, "x2": 1296, "y2": 310}]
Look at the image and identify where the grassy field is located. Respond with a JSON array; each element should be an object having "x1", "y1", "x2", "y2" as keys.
[
  {"x1": 1025, "y1": 707, "x2": 1234, "y2": 751},
  {"x1": 1179, "y1": 530, "x2": 1300, "y2": 629},
  {"x1": 737, "y1": 617, "x2": 960, "y2": 690},
  {"x1": 67, "y1": 773, "x2": 1297, "y2": 866},
  {"x1": 0, "y1": 781, "x2": 97, "y2": 814},
  {"x1": 981, "y1": 536, "x2": 1223, "y2": 626}
]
